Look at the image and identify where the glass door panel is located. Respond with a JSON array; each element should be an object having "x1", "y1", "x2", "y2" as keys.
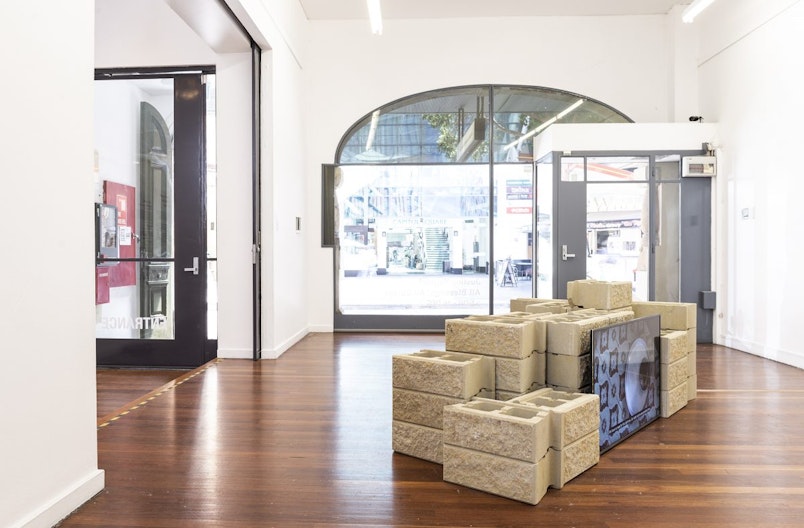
[
  {"x1": 94, "y1": 72, "x2": 212, "y2": 367},
  {"x1": 95, "y1": 79, "x2": 175, "y2": 340},
  {"x1": 493, "y1": 164, "x2": 535, "y2": 312},
  {"x1": 586, "y1": 182, "x2": 649, "y2": 300},
  {"x1": 335, "y1": 164, "x2": 490, "y2": 317},
  {"x1": 535, "y1": 156, "x2": 554, "y2": 298},
  {"x1": 655, "y1": 158, "x2": 681, "y2": 302}
]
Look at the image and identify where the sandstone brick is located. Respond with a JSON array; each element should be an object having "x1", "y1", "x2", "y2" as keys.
[
  {"x1": 392, "y1": 388, "x2": 464, "y2": 429},
  {"x1": 392, "y1": 420, "x2": 443, "y2": 464},
  {"x1": 392, "y1": 350, "x2": 494, "y2": 398},
  {"x1": 495, "y1": 352, "x2": 546, "y2": 393},
  {"x1": 445, "y1": 318, "x2": 541, "y2": 358},
  {"x1": 567, "y1": 280, "x2": 632, "y2": 310},
  {"x1": 546, "y1": 310, "x2": 634, "y2": 356},
  {"x1": 685, "y1": 328, "x2": 697, "y2": 354},
  {"x1": 687, "y1": 374, "x2": 698, "y2": 401},
  {"x1": 443, "y1": 444, "x2": 551, "y2": 505},
  {"x1": 687, "y1": 347, "x2": 697, "y2": 377},
  {"x1": 495, "y1": 389, "x2": 525, "y2": 401},
  {"x1": 661, "y1": 357, "x2": 688, "y2": 391},
  {"x1": 508, "y1": 388, "x2": 600, "y2": 448},
  {"x1": 660, "y1": 381, "x2": 689, "y2": 418},
  {"x1": 548, "y1": 429, "x2": 600, "y2": 489},
  {"x1": 510, "y1": 298, "x2": 542, "y2": 312},
  {"x1": 631, "y1": 301, "x2": 697, "y2": 330},
  {"x1": 546, "y1": 353, "x2": 591, "y2": 389},
  {"x1": 443, "y1": 400, "x2": 551, "y2": 463},
  {"x1": 524, "y1": 300, "x2": 571, "y2": 315},
  {"x1": 548, "y1": 383, "x2": 591, "y2": 394},
  {"x1": 660, "y1": 330, "x2": 689, "y2": 364}
]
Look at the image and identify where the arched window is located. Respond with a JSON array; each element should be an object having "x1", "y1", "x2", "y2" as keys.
[
  {"x1": 337, "y1": 85, "x2": 631, "y2": 164},
  {"x1": 329, "y1": 85, "x2": 632, "y2": 331}
]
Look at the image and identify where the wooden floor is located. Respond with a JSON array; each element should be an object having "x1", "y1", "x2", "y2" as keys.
[{"x1": 59, "y1": 334, "x2": 804, "y2": 527}]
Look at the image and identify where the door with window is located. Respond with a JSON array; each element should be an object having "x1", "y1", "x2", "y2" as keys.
[
  {"x1": 536, "y1": 152, "x2": 713, "y2": 341},
  {"x1": 94, "y1": 70, "x2": 217, "y2": 367}
]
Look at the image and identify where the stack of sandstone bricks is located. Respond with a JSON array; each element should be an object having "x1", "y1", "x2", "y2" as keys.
[
  {"x1": 442, "y1": 389, "x2": 600, "y2": 504},
  {"x1": 391, "y1": 280, "x2": 698, "y2": 504},
  {"x1": 392, "y1": 350, "x2": 494, "y2": 464},
  {"x1": 514, "y1": 280, "x2": 698, "y2": 417},
  {"x1": 632, "y1": 301, "x2": 698, "y2": 417}
]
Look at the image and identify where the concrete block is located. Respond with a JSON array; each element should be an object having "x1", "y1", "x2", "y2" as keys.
[
  {"x1": 510, "y1": 298, "x2": 542, "y2": 312},
  {"x1": 546, "y1": 353, "x2": 591, "y2": 389},
  {"x1": 687, "y1": 347, "x2": 697, "y2": 377},
  {"x1": 392, "y1": 388, "x2": 464, "y2": 429},
  {"x1": 548, "y1": 429, "x2": 600, "y2": 489},
  {"x1": 392, "y1": 350, "x2": 494, "y2": 398},
  {"x1": 443, "y1": 444, "x2": 551, "y2": 505},
  {"x1": 685, "y1": 328, "x2": 697, "y2": 354},
  {"x1": 524, "y1": 300, "x2": 572, "y2": 315},
  {"x1": 495, "y1": 389, "x2": 525, "y2": 401},
  {"x1": 661, "y1": 357, "x2": 689, "y2": 391},
  {"x1": 443, "y1": 400, "x2": 551, "y2": 463},
  {"x1": 546, "y1": 310, "x2": 634, "y2": 356},
  {"x1": 567, "y1": 280, "x2": 632, "y2": 310},
  {"x1": 392, "y1": 420, "x2": 443, "y2": 464},
  {"x1": 631, "y1": 301, "x2": 697, "y2": 330},
  {"x1": 687, "y1": 374, "x2": 698, "y2": 401},
  {"x1": 548, "y1": 383, "x2": 591, "y2": 394},
  {"x1": 445, "y1": 318, "x2": 541, "y2": 358},
  {"x1": 660, "y1": 330, "x2": 689, "y2": 364},
  {"x1": 660, "y1": 381, "x2": 689, "y2": 418},
  {"x1": 495, "y1": 352, "x2": 546, "y2": 392},
  {"x1": 508, "y1": 388, "x2": 600, "y2": 448}
]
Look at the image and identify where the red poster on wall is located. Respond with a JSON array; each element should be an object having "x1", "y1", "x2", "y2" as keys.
[{"x1": 104, "y1": 181, "x2": 137, "y2": 287}]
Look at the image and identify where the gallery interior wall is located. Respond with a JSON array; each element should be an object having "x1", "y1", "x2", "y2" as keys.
[
  {"x1": 0, "y1": 2, "x2": 104, "y2": 527},
  {"x1": 698, "y1": 0, "x2": 804, "y2": 369}
]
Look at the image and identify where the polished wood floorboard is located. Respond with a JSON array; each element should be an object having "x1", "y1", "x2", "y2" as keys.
[
  {"x1": 96, "y1": 369, "x2": 189, "y2": 419},
  {"x1": 59, "y1": 335, "x2": 804, "y2": 527}
]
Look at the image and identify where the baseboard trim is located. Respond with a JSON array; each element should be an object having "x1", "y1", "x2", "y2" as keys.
[
  {"x1": 217, "y1": 347, "x2": 253, "y2": 359},
  {"x1": 14, "y1": 469, "x2": 105, "y2": 528},
  {"x1": 721, "y1": 335, "x2": 804, "y2": 370},
  {"x1": 261, "y1": 327, "x2": 310, "y2": 359}
]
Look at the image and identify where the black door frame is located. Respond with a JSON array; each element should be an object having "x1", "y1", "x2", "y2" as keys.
[{"x1": 95, "y1": 66, "x2": 217, "y2": 368}]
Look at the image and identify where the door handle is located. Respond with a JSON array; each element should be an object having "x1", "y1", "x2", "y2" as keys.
[
  {"x1": 562, "y1": 245, "x2": 576, "y2": 261},
  {"x1": 183, "y1": 256, "x2": 199, "y2": 275}
]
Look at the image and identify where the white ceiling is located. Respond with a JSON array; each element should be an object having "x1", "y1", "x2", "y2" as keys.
[{"x1": 298, "y1": 0, "x2": 693, "y2": 20}]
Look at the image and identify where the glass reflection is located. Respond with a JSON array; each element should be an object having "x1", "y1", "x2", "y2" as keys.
[{"x1": 94, "y1": 77, "x2": 175, "y2": 340}]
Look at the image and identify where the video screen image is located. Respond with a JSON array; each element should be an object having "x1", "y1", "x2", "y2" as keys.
[{"x1": 592, "y1": 315, "x2": 661, "y2": 452}]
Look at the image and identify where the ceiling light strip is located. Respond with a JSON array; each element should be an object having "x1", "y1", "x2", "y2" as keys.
[
  {"x1": 368, "y1": 0, "x2": 383, "y2": 35},
  {"x1": 682, "y1": 0, "x2": 716, "y2": 23}
]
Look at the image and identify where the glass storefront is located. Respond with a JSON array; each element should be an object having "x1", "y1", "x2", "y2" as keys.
[{"x1": 332, "y1": 85, "x2": 632, "y2": 328}]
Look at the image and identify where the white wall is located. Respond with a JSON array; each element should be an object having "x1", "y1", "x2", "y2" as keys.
[
  {"x1": 697, "y1": 0, "x2": 804, "y2": 369},
  {"x1": 229, "y1": 0, "x2": 311, "y2": 357},
  {"x1": 96, "y1": 0, "x2": 254, "y2": 359},
  {"x1": 304, "y1": 15, "x2": 675, "y2": 330},
  {"x1": 0, "y1": 1, "x2": 105, "y2": 527}
]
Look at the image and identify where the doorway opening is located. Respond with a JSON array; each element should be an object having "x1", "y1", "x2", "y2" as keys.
[{"x1": 94, "y1": 68, "x2": 217, "y2": 367}]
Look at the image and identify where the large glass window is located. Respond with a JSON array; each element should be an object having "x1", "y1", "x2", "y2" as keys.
[{"x1": 333, "y1": 86, "x2": 631, "y2": 327}]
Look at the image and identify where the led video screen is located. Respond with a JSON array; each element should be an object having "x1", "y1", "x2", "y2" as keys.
[{"x1": 592, "y1": 315, "x2": 661, "y2": 452}]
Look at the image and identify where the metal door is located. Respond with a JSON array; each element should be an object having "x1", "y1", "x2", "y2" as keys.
[{"x1": 94, "y1": 71, "x2": 215, "y2": 367}]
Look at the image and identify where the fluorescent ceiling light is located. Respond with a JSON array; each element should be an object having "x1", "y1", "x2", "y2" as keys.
[
  {"x1": 682, "y1": 0, "x2": 716, "y2": 23},
  {"x1": 367, "y1": 0, "x2": 383, "y2": 35},
  {"x1": 503, "y1": 99, "x2": 584, "y2": 151}
]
